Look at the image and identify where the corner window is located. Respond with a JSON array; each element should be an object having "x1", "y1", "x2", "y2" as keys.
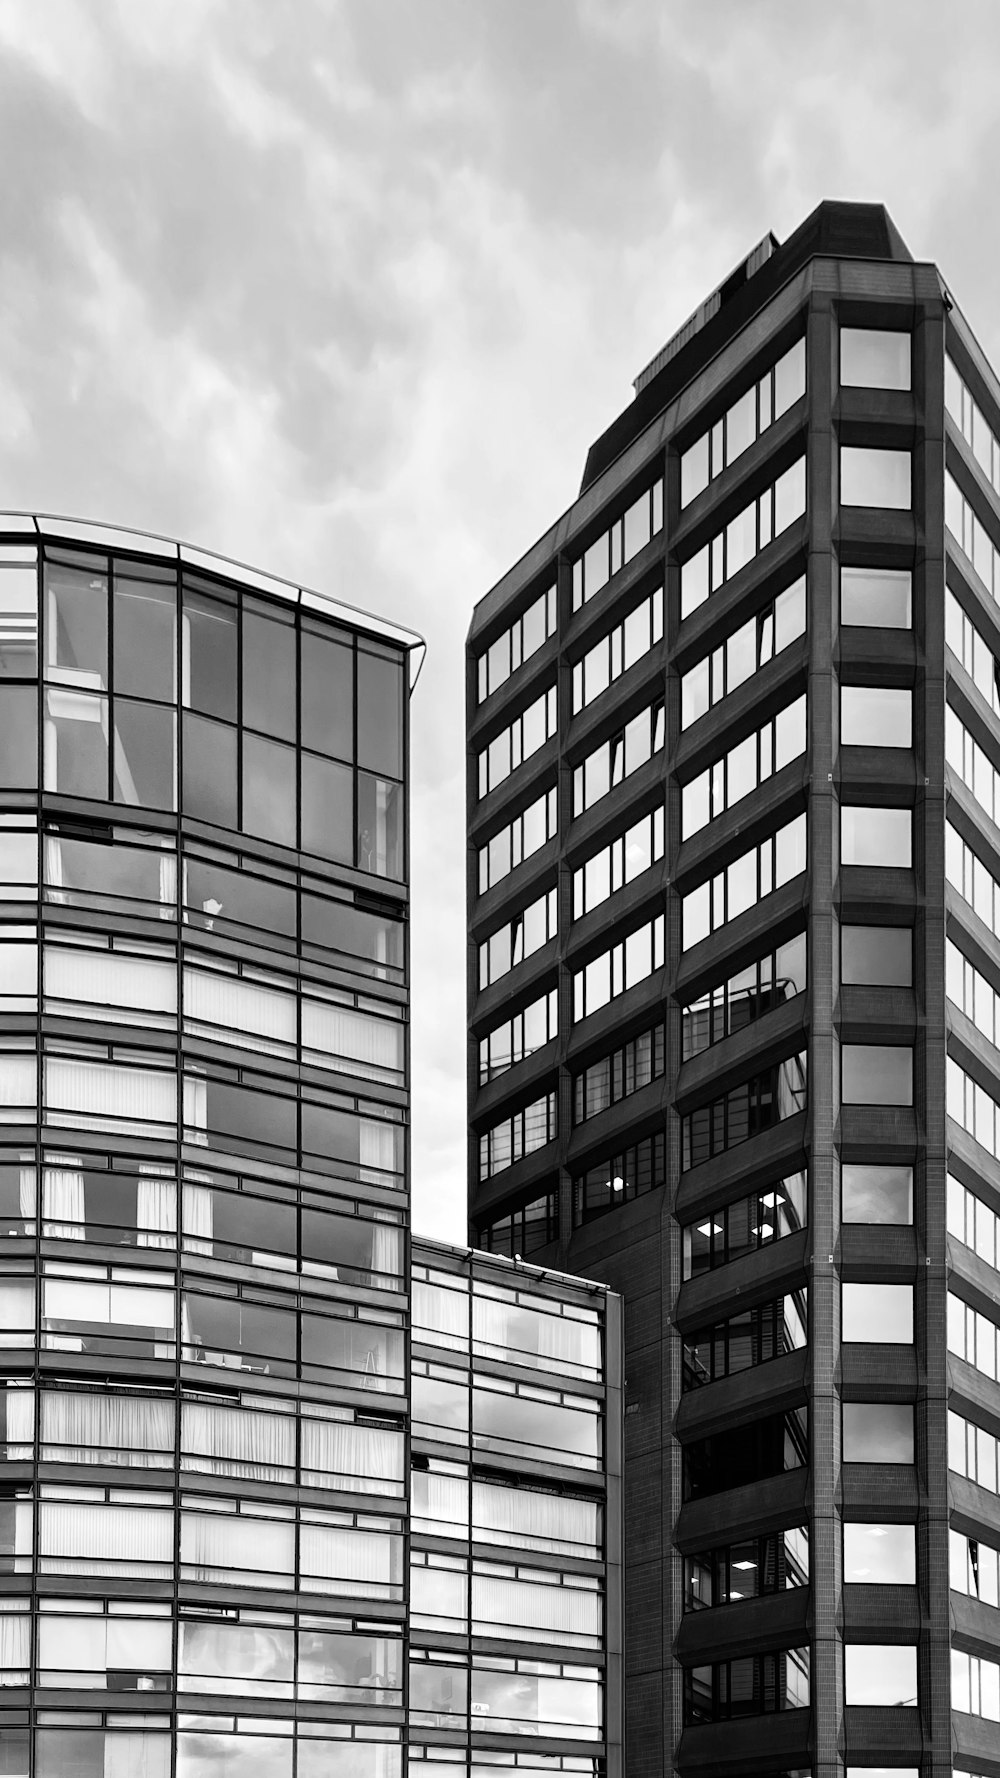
[
  {"x1": 843, "y1": 1521, "x2": 916, "y2": 1583},
  {"x1": 843, "y1": 1401, "x2": 913, "y2": 1463},
  {"x1": 840, "y1": 565, "x2": 911, "y2": 629},
  {"x1": 841, "y1": 805, "x2": 911, "y2": 868},
  {"x1": 841, "y1": 685, "x2": 912, "y2": 748},
  {"x1": 844, "y1": 1643, "x2": 917, "y2": 1706},
  {"x1": 841, "y1": 446, "x2": 911, "y2": 509},
  {"x1": 840, "y1": 328, "x2": 911, "y2": 391},
  {"x1": 842, "y1": 1163, "x2": 913, "y2": 1225},
  {"x1": 840, "y1": 925, "x2": 912, "y2": 987},
  {"x1": 842, "y1": 1044, "x2": 912, "y2": 1106}
]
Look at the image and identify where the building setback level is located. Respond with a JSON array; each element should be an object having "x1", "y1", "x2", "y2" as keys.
[{"x1": 466, "y1": 199, "x2": 1000, "y2": 1778}]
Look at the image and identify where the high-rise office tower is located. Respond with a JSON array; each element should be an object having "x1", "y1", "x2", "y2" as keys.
[
  {"x1": 466, "y1": 200, "x2": 1000, "y2": 1778},
  {"x1": 0, "y1": 511, "x2": 624, "y2": 1778}
]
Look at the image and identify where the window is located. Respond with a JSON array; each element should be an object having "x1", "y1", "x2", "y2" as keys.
[
  {"x1": 682, "y1": 1172, "x2": 807, "y2": 1277},
  {"x1": 946, "y1": 353, "x2": 1000, "y2": 498},
  {"x1": 842, "y1": 1283, "x2": 913, "y2": 1343},
  {"x1": 683, "y1": 1290, "x2": 807, "y2": 1388},
  {"x1": 473, "y1": 1287, "x2": 601, "y2": 1379},
  {"x1": 479, "y1": 989, "x2": 558, "y2": 1083},
  {"x1": 478, "y1": 685, "x2": 557, "y2": 798},
  {"x1": 684, "y1": 1407, "x2": 808, "y2": 1500},
  {"x1": 573, "y1": 1019, "x2": 665, "y2": 1123},
  {"x1": 946, "y1": 819, "x2": 1000, "y2": 936},
  {"x1": 471, "y1": 1478, "x2": 601, "y2": 1559},
  {"x1": 950, "y1": 1526, "x2": 1000, "y2": 1607},
  {"x1": 682, "y1": 930, "x2": 806, "y2": 1058},
  {"x1": 572, "y1": 699, "x2": 664, "y2": 816},
  {"x1": 841, "y1": 685, "x2": 912, "y2": 748},
  {"x1": 948, "y1": 1057, "x2": 1000, "y2": 1168},
  {"x1": 573, "y1": 1131, "x2": 664, "y2": 1226},
  {"x1": 684, "y1": 1526, "x2": 808, "y2": 1610},
  {"x1": 844, "y1": 1644, "x2": 917, "y2": 1706},
  {"x1": 478, "y1": 1092, "x2": 556, "y2": 1180},
  {"x1": 950, "y1": 1407, "x2": 1000, "y2": 1495},
  {"x1": 841, "y1": 447, "x2": 910, "y2": 508},
  {"x1": 479, "y1": 887, "x2": 556, "y2": 987},
  {"x1": 680, "y1": 576, "x2": 806, "y2": 728},
  {"x1": 572, "y1": 582, "x2": 663, "y2": 713},
  {"x1": 844, "y1": 1521, "x2": 915, "y2": 1582},
  {"x1": 572, "y1": 912, "x2": 664, "y2": 1020},
  {"x1": 948, "y1": 1170, "x2": 1000, "y2": 1271},
  {"x1": 681, "y1": 693, "x2": 807, "y2": 839},
  {"x1": 478, "y1": 1190, "x2": 558, "y2": 1259},
  {"x1": 841, "y1": 925, "x2": 911, "y2": 986},
  {"x1": 477, "y1": 583, "x2": 556, "y2": 702},
  {"x1": 572, "y1": 477, "x2": 664, "y2": 610},
  {"x1": 841, "y1": 805, "x2": 911, "y2": 868},
  {"x1": 947, "y1": 468, "x2": 1000, "y2": 608},
  {"x1": 684, "y1": 1648, "x2": 809, "y2": 1723},
  {"x1": 946, "y1": 583, "x2": 1000, "y2": 715},
  {"x1": 682, "y1": 1052, "x2": 807, "y2": 1168},
  {"x1": 0, "y1": 546, "x2": 38, "y2": 677},
  {"x1": 840, "y1": 328, "x2": 910, "y2": 390},
  {"x1": 473, "y1": 1380, "x2": 601, "y2": 1470},
  {"x1": 952, "y1": 1647, "x2": 1000, "y2": 1722},
  {"x1": 842, "y1": 1044, "x2": 912, "y2": 1107},
  {"x1": 478, "y1": 786, "x2": 557, "y2": 895},
  {"x1": 680, "y1": 456, "x2": 806, "y2": 618},
  {"x1": 841, "y1": 564, "x2": 912, "y2": 628},
  {"x1": 947, "y1": 938, "x2": 1000, "y2": 1050},
  {"x1": 947, "y1": 705, "x2": 1000, "y2": 830},
  {"x1": 681, "y1": 813, "x2": 807, "y2": 950},
  {"x1": 948, "y1": 1291, "x2": 1000, "y2": 1383},
  {"x1": 842, "y1": 1163, "x2": 912, "y2": 1224},
  {"x1": 680, "y1": 337, "x2": 806, "y2": 506},
  {"x1": 843, "y1": 1402, "x2": 913, "y2": 1463},
  {"x1": 573, "y1": 805, "x2": 664, "y2": 918}
]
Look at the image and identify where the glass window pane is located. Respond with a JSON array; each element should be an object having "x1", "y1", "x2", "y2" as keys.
[
  {"x1": 113, "y1": 573, "x2": 176, "y2": 701},
  {"x1": 842, "y1": 1163, "x2": 913, "y2": 1224},
  {"x1": 842, "y1": 1282, "x2": 913, "y2": 1343},
  {"x1": 0, "y1": 562, "x2": 37, "y2": 676},
  {"x1": 183, "y1": 712, "x2": 237, "y2": 829},
  {"x1": 842, "y1": 1044, "x2": 912, "y2": 1105},
  {"x1": 681, "y1": 434, "x2": 710, "y2": 506},
  {"x1": 113, "y1": 699, "x2": 176, "y2": 811},
  {"x1": 302, "y1": 626, "x2": 353, "y2": 760},
  {"x1": 841, "y1": 925, "x2": 912, "y2": 986},
  {"x1": 358, "y1": 647, "x2": 404, "y2": 778},
  {"x1": 302, "y1": 753, "x2": 353, "y2": 863},
  {"x1": 841, "y1": 328, "x2": 911, "y2": 391},
  {"x1": 841, "y1": 685, "x2": 912, "y2": 747},
  {"x1": 843, "y1": 1401, "x2": 913, "y2": 1462},
  {"x1": 0, "y1": 686, "x2": 37, "y2": 787},
  {"x1": 841, "y1": 805, "x2": 911, "y2": 867},
  {"x1": 844, "y1": 1643, "x2": 917, "y2": 1706},
  {"x1": 358, "y1": 772, "x2": 403, "y2": 880},
  {"x1": 841, "y1": 447, "x2": 911, "y2": 509},
  {"x1": 844, "y1": 1521, "x2": 915, "y2": 1582},
  {"x1": 243, "y1": 601, "x2": 296, "y2": 741},
  {"x1": 45, "y1": 558, "x2": 107, "y2": 684},
  {"x1": 242, "y1": 732, "x2": 297, "y2": 848},
  {"x1": 44, "y1": 688, "x2": 108, "y2": 798},
  {"x1": 183, "y1": 587, "x2": 237, "y2": 720}
]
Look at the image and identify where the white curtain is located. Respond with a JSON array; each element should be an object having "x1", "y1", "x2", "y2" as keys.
[
  {"x1": 105, "y1": 1732, "x2": 171, "y2": 1778},
  {"x1": 370, "y1": 1216, "x2": 402, "y2": 1285},
  {"x1": 299, "y1": 1524, "x2": 399, "y2": 1596},
  {"x1": 183, "y1": 1072, "x2": 208, "y2": 1144},
  {"x1": 184, "y1": 967, "x2": 296, "y2": 1056},
  {"x1": 181, "y1": 1400, "x2": 294, "y2": 1483},
  {"x1": 299, "y1": 1417, "x2": 402, "y2": 1493},
  {"x1": 412, "y1": 1471, "x2": 468, "y2": 1532},
  {"x1": 0, "y1": 1281, "x2": 33, "y2": 1340},
  {"x1": 39, "y1": 1500, "x2": 172, "y2": 1575},
  {"x1": 0, "y1": 1611, "x2": 28, "y2": 1678},
  {"x1": 17, "y1": 1165, "x2": 35, "y2": 1221},
  {"x1": 158, "y1": 850, "x2": 177, "y2": 920},
  {"x1": 359, "y1": 1119, "x2": 399, "y2": 1181},
  {"x1": 472, "y1": 1571, "x2": 601, "y2": 1642},
  {"x1": 45, "y1": 1057, "x2": 176, "y2": 1135},
  {"x1": 40, "y1": 1389, "x2": 174, "y2": 1468},
  {"x1": 0, "y1": 1055, "x2": 36, "y2": 1118},
  {"x1": 180, "y1": 1510, "x2": 293, "y2": 1587},
  {"x1": 302, "y1": 999, "x2": 403, "y2": 1081},
  {"x1": 472, "y1": 1480, "x2": 599, "y2": 1555},
  {"x1": 473, "y1": 1297, "x2": 600, "y2": 1374},
  {"x1": 136, "y1": 1172, "x2": 177, "y2": 1248},
  {"x1": 4, "y1": 1386, "x2": 33, "y2": 1460},
  {"x1": 182, "y1": 1178, "x2": 214, "y2": 1252},
  {"x1": 298, "y1": 1741, "x2": 398, "y2": 1778},
  {"x1": 44, "y1": 947, "x2": 176, "y2": 1019},
  {"x1": 42, "y1": 1164, "x2": 85, "y2": 1239}
]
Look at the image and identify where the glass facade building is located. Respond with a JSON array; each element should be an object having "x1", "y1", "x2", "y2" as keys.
[
  {"x1": 0, "y1": 514, "x2": 624, "y2": 1778},
  {"x1": 466, "y1": 201, "x2": 1000, "y2": 1778}
]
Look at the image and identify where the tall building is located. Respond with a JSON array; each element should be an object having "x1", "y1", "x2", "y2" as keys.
[
  {"x1": 0, "y1": 513, "x2": 623, "y2": 1778},
  {"x1": 466, "y1": 199, "x2": 1000, "y2": 1778}
]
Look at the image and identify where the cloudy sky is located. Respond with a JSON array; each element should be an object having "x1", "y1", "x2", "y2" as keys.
[{"x1": 1, "y1": 0, "x2": 999, "y2": 1238}]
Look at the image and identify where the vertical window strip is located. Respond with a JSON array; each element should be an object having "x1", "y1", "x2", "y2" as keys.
[
  {"x1": 948, "y1": 1169, "x2": 1000, "y2": 1274},
  {"x1": 572, "y1": 806, "x2": 664, "y2": 919},
  {"x1": 680, "y1": 455, "x2": 807, "y2": 620},
  {"x1": 680, "y1": 337, "x2": 806, "y2": 507},
  {"x1": 947, "y1": 468, "x2": 1000, "y2": 609},
  {"x1": 479, "y1": 988, "x2": 559, "y2": 1084},
  {"x1": 479, "y1": 887, "x2": 557, "y2": 989},
  {"x1": 950, "y1": 1408, "x2": 1000, "y2": 1495},
  {"x1": 948, "y1": 1289, "x2": 1000, "y2": 1383},
  {"x1": 478, "y1": 1091, "x2": 557, "y2": 1181},
  {"x1": 572, "y1": 583, "x2": 663, "y2": 714},
  {"x1": 572, "y1": 912, "x2": 665, "y2": 1022},
  {"x1": 951, "y1": 1646, "x2": 1000, "y2": 1722},
  {"x1": 946, "y1": 819, "x2": 1000, "y2": 939},
  {"x1": 948, "y1": 1055, "x2": 1000, "y2": 1165},
  {"x1": 947, "y1": 937, "x2": 1000, "y2": 1052},
  {"x1": 572, "y1": 700, "x2": 665, "y2": 818},
  {"x1": 477, "y1": 787, "x2": 558, "y2": 895},
  {"x1": 946, "y1": 705, "x2": 1000, "y2": 829},
  {"x1": 478, "y1": 685, "x2": 557, "y2": 799},
  {"x1": 946, "y1": 582, "x2": 1000, "y2": 717},
  {"x1": 680, "y1": 576, "x2": 806, "y2": 729},
  {"x1": 572, "y1": 477, "x2": 664, "y2": 612},
  {"x1": 572, "y1": 1019, "x2": 666, "y2": 1124},
  {"x1": 477, "y1": 583, "x2": 557, "y2": 703}
]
